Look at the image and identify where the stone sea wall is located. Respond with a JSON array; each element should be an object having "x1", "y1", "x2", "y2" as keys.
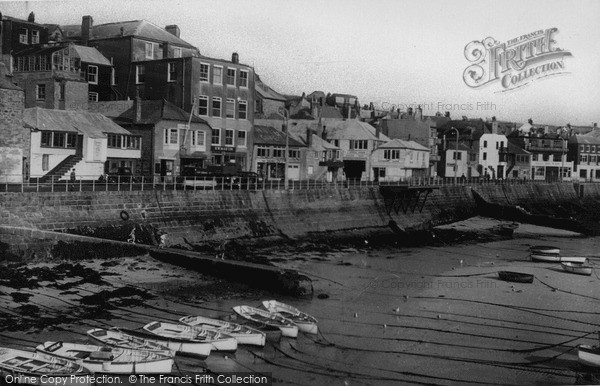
[{"x1": 0, "y1": 182, "x2": 597, "y2": 260}]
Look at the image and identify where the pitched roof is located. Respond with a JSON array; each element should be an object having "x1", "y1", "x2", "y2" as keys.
[
  {"x1": 253, "y1": 125, "x2": 305, "y2": 147},
  {"x1": 320, "y1": 105, "x2": 343, "y2": 119},
  {"x1": 326, "y1": 120, "x2": 390, "y2": 141},
  {"x1": 507, "y1": 141, "x2": 531, "y2": 155},
  {"x1": 287, "y1": 124, "x2": 340, "y2": 151},
  {"x1": 378, "y1": 139, "x2": 429, "y2": 151},
  {"x1": 104, "y1": 99, "x2": 208, "y2": 126},
  {"x1": 24, "y1": 107, "x2": 131, "y2": 138},
  {"x1": 61, "y1": 19, "x2": 196, "y2": 48},
  {"x1": 72, "y1": 45, "x2": 111, "y2": 66},
  {"x1": 255, "y1": 74, "x2": 286, "y2": 102}
]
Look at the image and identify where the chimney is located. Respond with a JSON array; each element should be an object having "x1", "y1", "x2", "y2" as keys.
[
  {"x1": 416, "y1": 105, "x2": 423, "y2": 120},
  {"x1": 135, "y1": 96, "x2": 142, "y2": 124},
  {"x1": 165, "y1": 25, "x2": 180, "y2": 38},
  {"x1": 231, "y1": 52, "x2": 239, "y2": 64},
  {"x1": 444, "y1": 111, "x2": 450, "y2": 118},
  {"x1": 81, "y1": 15, "x2": 93, "y2": 45},
  {"x1": 407, "y1": 107, "x2": 413, "y2": 117},
  {"x1": 306, "y1": 128, "x2": 313, "y2": 148},
  {"x1": 375, "y1": 125, "x2": 380, "y2": 139},
  {"x1": 28, "y1": 12, "x2": 35, "y2": 23},
  {"x1": 491, "y1": 116, "x2": 498, "y2": 134}
]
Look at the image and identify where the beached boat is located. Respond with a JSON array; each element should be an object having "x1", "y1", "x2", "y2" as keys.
[
  {"x1": 530, "y1": 251, "x2": 561, "y2": 262},
  {"x1": 220, "y1": 314, "x2": 283, "y2": 343},
  {"x1": 497, "y1": 271, "x2": 534, "y2": 284},
  {"x1": 114, "y1": 327, "x2": 212, "y2": 359},
  {"x1": 0, "y1": 347, "x2": 90, "y2": 386},
  {"x1": 578, "y1": 345, "x2": 600, "y2": 367},
  {"x1": 561, "y1": 262, "x2": 593, "y2": 276},
  {"x1": 35, "y1": 342, "x2": 173, "y2": 374},
  {"x1": 530, "y1": 245, "x2": 560, "y2": 254},
  {"x1": 559, "y1": 256, "x2": 588, "y2": 263},
  {"x1": 178, "y1": 316, "x2": 265, "y2": 346},
  {"x1": 262, "y1": 300, "x2": 318, "y2": 334},
  {"x1": 233, "y1": 305, "x2": 298, "y2": 338},
  {"x1": 143, "y1": 321, "x2": 237, "y2": 352},
  {"x1": 87, "y1": 329, "x2": 174, "y2": 356}
]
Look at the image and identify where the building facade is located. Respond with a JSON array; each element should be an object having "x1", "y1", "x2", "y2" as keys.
[{"x1": 371, "y1": 139, "x2": 430, "y2": 182}]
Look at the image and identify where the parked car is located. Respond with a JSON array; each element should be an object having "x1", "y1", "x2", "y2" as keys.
[{"x1": 106, "y1": 167, "x2": 140, "y2": 183}]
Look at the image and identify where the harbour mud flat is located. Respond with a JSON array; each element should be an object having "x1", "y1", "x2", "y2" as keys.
[{"x1": 1, "y1": 217, "x2": 600, "y2": 385}]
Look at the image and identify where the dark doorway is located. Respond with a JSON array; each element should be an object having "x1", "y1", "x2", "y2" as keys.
[{"x1": 344, "y1": 160, "x2": 366, "y2": 180}]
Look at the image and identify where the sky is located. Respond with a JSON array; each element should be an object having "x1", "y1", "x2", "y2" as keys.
[{"x1": 2, "y1": 0, "x2": 599, "y2": 126}]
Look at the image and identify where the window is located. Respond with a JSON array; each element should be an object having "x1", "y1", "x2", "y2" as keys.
[
  {"x1": 483, "y1": 140, "x2": 488, "y2": 148},
  {"x1": 59, "y1": 84, "x2": 65, "y2": 101},
  {"x1": 88, "y1": 92, "x2": 98, "y2": 102},
  {"x1": 226, "y1": 68, "x2": 236, "y2": 85},
  {"x1": 225, "y1": 129, "x2": 234, "y2": 146},
  {"x1": 108, "y1": 134, "x2": 121, "y2": 148},
  {"x1": 36, "y1": 84, "x2": 46, "y2": 100},
  {"x1": 199, "y1": 63, "x2": 209, "y2": 82},
  {"x1": 273, "y1": 148, "x2": 284, "y2": 158},
  {"x1": 136, "y1": 65, "x2": 145, "y2": 84},
  {"x1": 483, "y1": 152, "x2": 487, "y2": 160},
  {"x1": 168, "y1": 62, "x2": 177, "y2": 82},
  {"x1": 553, "y1": 154, "x2": 562, "y2": 162},
  {"x1": 212, "y1": 97, "x2": 221, "y2": 117},
  {"x1": 384, "y1": 149, "x2": 400, "y2": 160},
  {"x1": 41, "y1": 132, "x2": 51, "y2": 147},
  {"x1": 212, "y1": 128, "x2": 221, "y2": 145},
  {"x1": 87, "y1": 65, "x2": 98, "y2": 84},
  {"x1": 349, "y1": 140, "x2": 368, "y2": 150},
  {"x1": 164, "y1": 128, "x2": 179, "y2": 145},
  {"x1": 237, "y1": 130, "x2": 247, "y2": 147},
  {"x1": 586, "y1": 145, "x2": 590, "y2": 153},
  {"x1": 453, "y1": 151, "x2": 462, "y2": 160},
  {"x1": 470, "y1": 153, "x2": 477, "y2": 162},
  {"x1": 198, "y1": 96, "x2": 208, "y2": 116},
  {"x1": 226, "y1": 99, "x2": 235, "y2": 118},
  {"x1": 257, "y1": 147, "x2": 269, "y2": 157},
  {"x1": 213, "y1": 66, "x2": 222, "y2": 84},
  {"x1": 19, "y1": 28, "x2": 28, "y2": 44},
  {"x1": 53, "y1": 132, "x2": 65, "y2": 147},
  {"x1": 496, "y1": 142, "x2": 499, "y2": 149},
  {"x1": 32, "y1": 30, "x2": 39, "y2": 44},
  {"x1": 239, "y1": 70, "x2": 248, "y2": 87},
  {"x1": 145, "y1": 42, "x2": 154, "y2": 59},
  {"x1": 42, "y1": 154, "x2": 49, "y2": 171},
  {"x1": 173, "y1": 47, "x2": 182, "y2": 58},
  {"x1": 238, "y1": 100, "x2": 247, "y2": 120},
  {"x1": 192, "y1": 131, "x2": 205, "y2": 147},
  {"x1": 289, "y1": 149, "x2": 300, "y2": 158}
]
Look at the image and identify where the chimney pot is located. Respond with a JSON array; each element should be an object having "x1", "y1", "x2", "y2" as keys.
[
  {"x1": 231, "y1": 52, "x2": 239, "y2": 64},
  {"x1": 81, "y1": 15, "x2": 94, "y2": 45},
  {"x1": 165, "y1": 25, "x2": 180, "y2": 38}
]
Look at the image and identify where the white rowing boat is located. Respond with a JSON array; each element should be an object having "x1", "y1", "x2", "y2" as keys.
[
  {"x1": 35, "y1": 342, "x2": 173, "y2": 374},
  {"x1": 559, "y1": 256, "x2": 588, "y2": 263},
  {"x1": 530, "y1": 245, "x2": 560, "y2": 254},
  {"x1": 115, "y1": 327, "x2": 212, "y2": 359},
  {"x1": 262, "y1": 300, "x2": 318, "y2": 334},
  {"x1": 578, "y1": 345, "x2": 600, "y2": 367},
  {"x1": 233, "y1": 305, "x2": 298, "y2": 338},
  {"x1": 87, "y1": 329, "x2": 174, "y2": 356},
  {"x1": 561, "y1": 262, "x2": 593, "y2": 276},
  {"x1": 530, "y1": 252, "x2": 561, "y2": 262},
  {"x1": 178, "y1": 316, "x2": 265, "y2": 346},
  {"x1": 0, "y1": 347, "x2": 90, "y2": 386},
  {"x1": 143, "y1": 321, "x2": 237, "y2": 352}
]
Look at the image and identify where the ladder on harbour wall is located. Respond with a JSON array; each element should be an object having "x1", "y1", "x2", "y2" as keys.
[{"x1": 379, "y1": 185, "x2": 439, "y2": 215}]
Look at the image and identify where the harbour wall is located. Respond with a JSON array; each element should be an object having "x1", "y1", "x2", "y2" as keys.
[{"x1": 0, "y1": 182, "x2": 598, "y2": 260}]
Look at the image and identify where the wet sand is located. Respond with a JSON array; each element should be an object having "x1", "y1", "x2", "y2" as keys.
[{"x1": 2, "y1": 217, "x2": 600, "y2": 385}]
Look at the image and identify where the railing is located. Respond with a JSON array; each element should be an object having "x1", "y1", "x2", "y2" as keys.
[{"x1": 0, "y1": 174, "x2": 594, "y2": 193}]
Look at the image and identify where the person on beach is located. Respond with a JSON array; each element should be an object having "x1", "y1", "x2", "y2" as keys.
[{"x1": 69, "y1": 169, "x2": 76, "y2": 191}]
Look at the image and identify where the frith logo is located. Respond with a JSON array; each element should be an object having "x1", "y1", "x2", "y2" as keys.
[{"x1": 463, "y1": 28, "x2": 572, "y2": 91}]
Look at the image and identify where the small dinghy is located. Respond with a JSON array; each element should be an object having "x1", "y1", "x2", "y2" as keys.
[
  {"x1": 262, "y1": 300, "x2": 318, "y2": 334},
  {"x1": 578, "y1": 345, "x2": 600, "y2": 367},
  {"x1": 115, "y1": 326, "x2": 212, "y2": 359},
  {"x1": 35, "y1": 342, "x2": 173, "y2": 374},
  {"x1": 143, "y1": 321, "x2": 237, "y2": 352},
  {"x1": 179, "y1": 316, "x2": 265, "y2": 346},
  {"x1": 559, "y1": 256, "x2": 588, "y2": 263},
  {"x1": 87, "y1": 329, "x2": 173, "y2": 356},
  {"x1": 530, "y1": 246, "x2": 561, "y2": 262},
  {"x1": 233, "y1": 305, "x2": 298, "y2": 338},
  {"x1": 220, "y1": 314, "x2": 283, "y2": 343},
  {"x1": 497, "y1": 271, "x2": 534, "y2": 284},
  {"x1": 493, "y1": 222, "x2": 519, "y2": 237},
  {"x1": 561, "y1": 262, "x2": 593, "y2": 276},
  {"x1": 530, "y1": 245, "x2": 560, "y2": 254},
  {"x1": 0, "y1": 347, "x2": 90, "y2": 385}
]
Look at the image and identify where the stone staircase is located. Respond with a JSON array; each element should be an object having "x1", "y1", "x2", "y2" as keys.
[{"x1": 32, "y1": 155, "x2": 83, "y2": 183}]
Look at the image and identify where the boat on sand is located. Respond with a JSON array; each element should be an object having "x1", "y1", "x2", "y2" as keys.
[
  {"x1": 178, "y1": 316, "x2": 266, "y2": 346},
  {"x1": 233, "y1": 305, "x2": 298, "y2": 338},
  {"x1": 497, "y1": 271, "x2": 534, "y2": 284},
  {"x1": 262, "y1": 300, "x2": 318, "y2": 334},
  {"x1": 561, "y1": 262, "x2": 593, "y2": 276}
]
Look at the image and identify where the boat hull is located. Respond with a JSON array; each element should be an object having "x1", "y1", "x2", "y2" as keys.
[
  {"x1": 530, "y1": 253, "x2": 561, "y2": 262},
  {"x1": 497, "y1": 271, "x2": 534, "y2": 284},
  {"x1": 179, "y1": 316, "x2": 266, "y2": 347},
  {"x1": 578, "y1": 345, "x2": 600, "y2": 367},
  {"x1": 530, "y1": 245, "x2": 560, "y2": 254},
  {"x1": 560, "y1": 256, "x2": 588, "y2": 263},
  {"x1": 233, "y1": 306, "x2": 298, "y2": 338},
  {"x1": 262, "y1": 300, "x2": 319, "y2": 335},
  {"x1": 117, "y1": 328, "x2": 212, "y2": 359},
  {"x1": 561, "y1": 262, "x2": 593, "y2": 276}
]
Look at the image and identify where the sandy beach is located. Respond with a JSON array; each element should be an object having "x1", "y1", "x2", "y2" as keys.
[{"x1": 2, "y1": 216, "x2": 600, "y2": 385}]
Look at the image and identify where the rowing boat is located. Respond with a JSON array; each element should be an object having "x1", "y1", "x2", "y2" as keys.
[
  {"x1": 559, "y1": 256, "x2": 588, "y2": 263},
  {"x1": 178, "y1": 316, "x2": 266, "y2": 346},
  {"x1": 578, "y1": 345, "x2": 600, "y2": 367},
  {"x1": 114, "y1": 327, "x2": 212, "y2": 359},
  {"x1": 0, "y1": 347, "x2": 90, "y2": 385},
  {"x1": 233, "y1": 305, "x2": 298, "y2": 338},
  {"x1": 530, "y1": 245, "x2": 560, "y2": 254},
  {"x1": 220, "y1": 314, "x2": 283, "y2": 343},
  {"x1": 561, "y1": 262, "x2": 593, "y2": 276},
  {"x1": 87, "y1": 329, "x2": 173, "y2": 356},
  {"x1": 35, "y1": 342, "x2": 173, "y2": 374},
  {"x1": 493, "y1": 222, "x2": 519, "y2": 237},
  {"x1": 143, "y1": 321, "x2": 237, "y2": 352},
  {"x1": 497, "y1": 271, "x2": 534, "y2": 284},
  {"x1": 262, "y1": 300, "x2": 318, "y2": 334},
  {"x1": 530, "y1": 252, "x2": 561, "y2": 262}
]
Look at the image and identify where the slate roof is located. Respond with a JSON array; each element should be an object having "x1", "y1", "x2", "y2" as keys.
[
  {"x1": 72, "y1": 45, "x2": 111, "y2": 66},
  {"x1": 105, "y1": 99, "x2": 209, "y2": 126},
  {"x1": 61, "y1": 19, "x2": 196, "y2": 48},
  {"x1": 253, "y1": 125, "x2": 306, "y2": 147},
  {"x1": 255, "y1": 74, "x2": 286, "y2": 101},
  {"x1": 507, "y1": 142, "x2": 531, "y2": 155},
  {"x1": 326, "y1": 120, "x2": 390, "y2": 142},
  {"x1": 24, "y1": 107, "x2": 131, "y2": 138},
  {"x1": 320, "y1": 106, "x2": 343, "y2": 119}
]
